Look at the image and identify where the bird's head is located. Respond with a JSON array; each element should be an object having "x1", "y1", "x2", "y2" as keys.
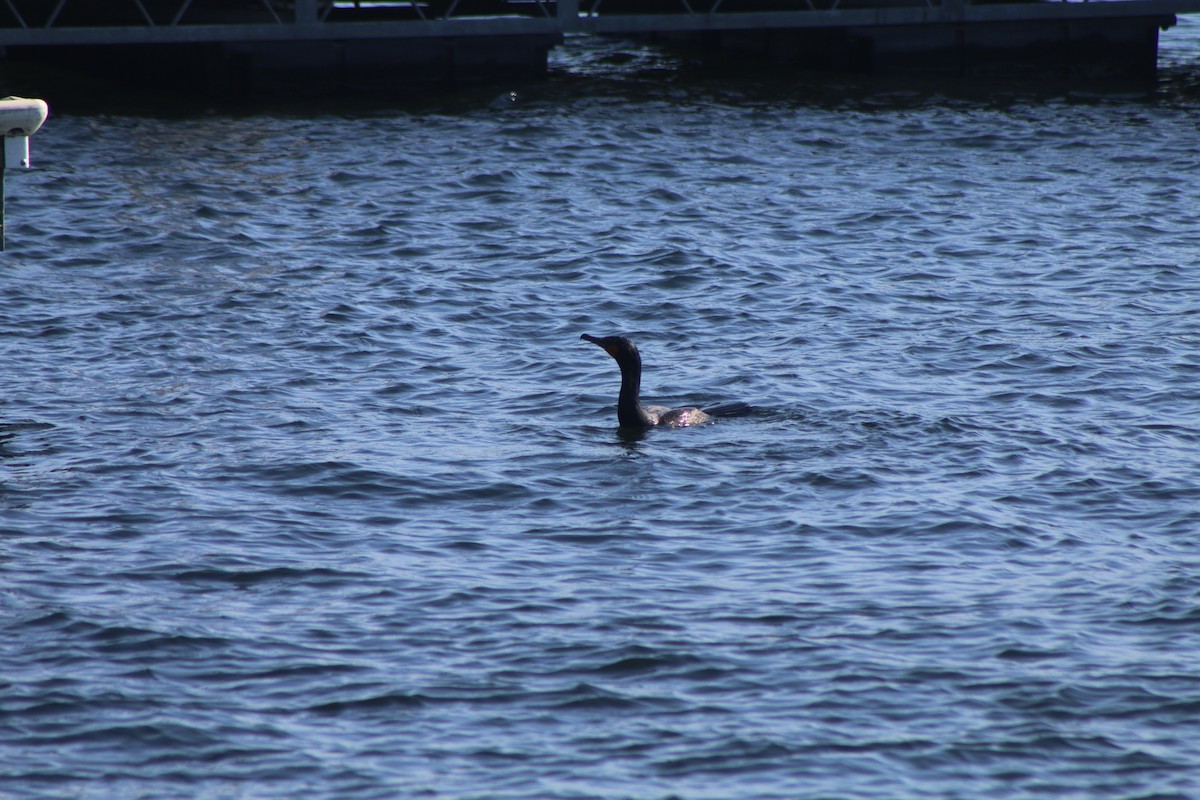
[{"x1": 581, "y1": 334, "x2": 642, "y2": 367}]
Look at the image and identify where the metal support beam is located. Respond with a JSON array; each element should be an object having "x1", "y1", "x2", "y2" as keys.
[
  {"x1": 558, "y1": 0, "x2": 580, "y2": 31},
  {"x1": 295, "y1": 0, "x2": 318, "y2": 24}
]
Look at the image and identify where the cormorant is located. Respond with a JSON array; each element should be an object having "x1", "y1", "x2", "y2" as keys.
[{"x1": 581, "y1": 334, "x2": 723, "y2": 428}]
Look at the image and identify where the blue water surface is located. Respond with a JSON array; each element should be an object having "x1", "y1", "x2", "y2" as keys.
[{"x1": 3, "y1": 23, "x2": 1200, "y2": 799}]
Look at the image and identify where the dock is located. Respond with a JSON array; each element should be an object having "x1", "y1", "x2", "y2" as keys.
[{"x1": 0, "y1": 0, "x2": 1197, "y2": 89}]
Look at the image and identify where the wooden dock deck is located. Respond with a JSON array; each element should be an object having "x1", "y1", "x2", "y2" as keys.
[{"x1": 0, "y1": 0, "x2": 1196, "y2": 88}]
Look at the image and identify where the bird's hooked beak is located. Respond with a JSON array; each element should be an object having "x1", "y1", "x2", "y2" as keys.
[{"x1": 580, "y1": 334, "x2": 618, "y2": 358}]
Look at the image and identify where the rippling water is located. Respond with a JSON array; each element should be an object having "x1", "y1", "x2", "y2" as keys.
[{"x1": 3, "y1": 24, "x2": 1200, "y2": 799}]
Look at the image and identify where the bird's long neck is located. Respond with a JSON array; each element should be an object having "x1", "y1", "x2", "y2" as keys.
[{"x1": 616, "y1": 355, "x2": 654, "y2": 427}]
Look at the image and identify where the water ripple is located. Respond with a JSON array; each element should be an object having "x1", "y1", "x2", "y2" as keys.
[{"x1": 4, "y1": 42, "x2": 1200, "y2": 798}]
